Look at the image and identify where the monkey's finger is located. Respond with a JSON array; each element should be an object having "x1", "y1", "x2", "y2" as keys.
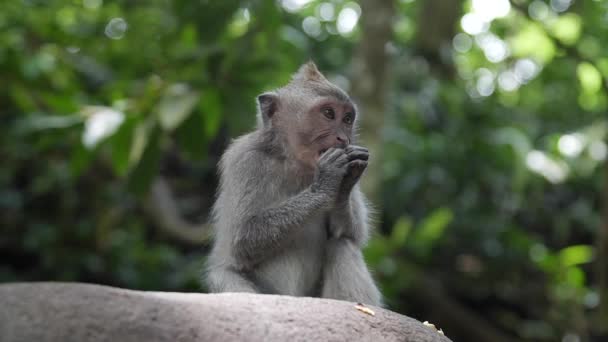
[
  {"x1": 324, "y1": 147, "x2": 346, "y2": 163},
  {"x1": 346, "y1": 146, "x2": 368, "y2": 154},
  {"x1": 346, "y1": 151, "x2": 369, "y2": 161},
  {"x1": 346, "y1": 146, "x2": 369, "y2": 154},
  {"x1": 347, "y1": 160, "x2": 368, "y2": 174},
  {"x1": 345, "y1": 145, "x2": 368, "y2": 154},
  {"x1": 333, "y1": 153, "x2": 350, "y2": 168},
  {"x1": 343, "y1": 161, "x2": 367, "y2": 186},
  {"x1": 320, "y1": 147, "x2": 336, "y2": 157},
  {"x1": 348, "y1": 159, "x2": 368, "y2": 167},
  {"x1": 319, "y1": 147, "x2": 338, "y2": 162}
]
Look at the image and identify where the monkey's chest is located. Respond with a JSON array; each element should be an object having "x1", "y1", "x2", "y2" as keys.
[{"x1": 255, "y1": 215, "x2": 327, "y2": 296}]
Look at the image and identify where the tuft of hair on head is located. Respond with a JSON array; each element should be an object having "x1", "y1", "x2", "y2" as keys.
[{"x1": 291, "y1": 61, "x2": 328, "y2": 83}]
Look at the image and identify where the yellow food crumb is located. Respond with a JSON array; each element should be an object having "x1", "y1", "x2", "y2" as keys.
[
  {"x1": 354, "y1": 304, "x2": 375, "y2": 316},
  {"x1": 423, "y1": 321, "x2": 436, "y2": 330},
  {"x1": 423, "y1": 321, "x2": 446, "y2": 337}
]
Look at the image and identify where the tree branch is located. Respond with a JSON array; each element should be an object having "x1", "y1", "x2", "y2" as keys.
[{"x1": 143, "y1": 177, "x2": 210, "y2": 245}]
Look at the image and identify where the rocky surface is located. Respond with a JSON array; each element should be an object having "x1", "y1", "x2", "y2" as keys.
[{"x1": 0, "y1": 282, "x2": 451, "y2": 342}]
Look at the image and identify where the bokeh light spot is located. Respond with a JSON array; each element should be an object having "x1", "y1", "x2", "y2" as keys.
[
  {"x1": 589, "y1": 141, "x2": 607, "y2": 161},
  {"x1": 105, "y1": 18, "x2": 128, "y2": 40},
  {"x1": 453, "y1": 33, "x2": 473, "y2": 53},
  {"x1": 529, "y1": 0, "x2": 551, "y2": 21},
  {"x1": 514, "y1": 58, "x2": 540, "y2": 83},
  {"x1": 498, "y1": 71, "x2": 520, "y2": 91},
  {"x1": 83, "y1": 0, "x2": 102, "y2": 10},
  {"x1": 476, "y1": 68, "x2": 495, "y2": 97},
  {"x1": 317, "y1": 2, "x2": 335, "y2": 21},
  {"x1": 558, "y1": 134, "x2": 584, "y2": 157},
  {"x1": 472, "y1": 0, "x2": 511, "y2": 22},
  {"x1": 302, "y1": 16, "x2": 322, "y2": 37},
  {"x1": 475, "y1": 33, "x2": 510, "y2": 63},
  {"x1": 461, "y1": 13, "x2": 489, "y2": 35},
  {"x1": 551, "y1": 0, "x2": 573, "y2": 13},
  {"x1": 526, "y1": 150, "x2": 569, "y2": 183},
  {"x1": 337, "y1": 7, "x2": 359, "y2": 35},
  {"x1": 281, "y1": 0, "x2": 312, "y2": 13}
]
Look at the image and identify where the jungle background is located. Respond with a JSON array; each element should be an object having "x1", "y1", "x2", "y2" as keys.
[{"x1": 1, "y1": 0, "x2": 607, "y2": 341}]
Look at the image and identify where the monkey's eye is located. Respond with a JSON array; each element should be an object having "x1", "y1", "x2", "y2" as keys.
[
  {"x1": 322, "y1": 107, "x2": 335, "y2": 120},
  {"x1": 343, "y1": 113, "x2": 354, "y2": 125}
]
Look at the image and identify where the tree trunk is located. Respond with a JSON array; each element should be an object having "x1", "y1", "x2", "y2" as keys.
[
  {"x1": 415, "y1": 0, "x2": 464, "y2": 78},
  {"x1": 595, "y1": 151, "x2": 608, "y2": 338},
  {"x1": 351, "y1": 0, "x2": 396, "y2": 206}
]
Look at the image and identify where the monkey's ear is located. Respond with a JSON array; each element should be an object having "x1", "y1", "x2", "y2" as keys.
[
  {"x1": 292, "y1": 61, "x2": 327, "y2": 82},
  {"x1": 256, "y1": 92, "x2": 279, "y2": 126}
]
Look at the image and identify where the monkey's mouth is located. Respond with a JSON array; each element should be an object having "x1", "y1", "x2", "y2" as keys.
[{"x1": 319, "y1": 148, "x2": 329, "y2": 157}]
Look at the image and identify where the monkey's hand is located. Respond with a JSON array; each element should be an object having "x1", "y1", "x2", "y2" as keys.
[
  {"x1": 336, "y1": 145, "x2": 368, "y2": 205},
  {"x1": 311, "y1": 148, "x2": 349, "y2": 201}
]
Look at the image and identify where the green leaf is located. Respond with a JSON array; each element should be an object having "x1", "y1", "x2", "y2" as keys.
[
  {"x1": 109, "y1": 115, "x2": 138, "y2": 177},
  {"x1": 364, "y1": 235, "x2": 391, "y2": 266},
  {"x1": 69, "y1": 142, "x2": 94, "y2": 178},
  {"x1": 15, "y1": 114, "x2": 83, "y2": 133},
  {"x1": 40, "y1": 92, "x2": 79, "y2": 114},
  {"x1": 550, "y1": 13, "x2": 582, "y2": 46},
  {"x1": 596, "y1": 58, "x2": 608, "y2": 79},
  {"x1": 390, "y1": 216, "x2": 412, "y2": 247},
  {"x1": 129, "y1": 121, "x2": 153, "y2": 168},
  {"x1": 413, "y1": 207, "x2": 453, "y2": 247},
  {"x1": 227, "y1": 8, "x2": 251, "y2": 38},
  {"x1": 577, "y1": 62, "x2": 602, "y2": 93},
  {"x1": 199, "y1": 89, "x2": 223, "y2": 139},
  {"x1": 180, "y1": 23, "x2": 198, "y2": 48},
  {"x1": 509, "y1": 23, "x2": 555, "y2": 63},
  {"x1": 175, "y1": 111, "x2": 208, "y2": 160},
  {"x1": 564, "y1": 267, "x2": 585, "y2": 288},
  {"x1": 558, "y1": 245, "x2": 594, "y2": 267},
  {"x1": 10, "y1": 84, "x2": 38, "y2": 112},
  {"x1": 157, "y1": 85, "x2": 201, "y2": 132},
  {"x1": 127, "y1": 125, "x2": 162, "y2": 196}
]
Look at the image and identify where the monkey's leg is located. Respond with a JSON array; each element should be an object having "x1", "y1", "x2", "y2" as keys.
[
  {"x1": 321, "y1": 238, "x2": 382, "y2": 306},
  {"x1": 205, "y1": 267, "x2": 259, "y2": 293}
]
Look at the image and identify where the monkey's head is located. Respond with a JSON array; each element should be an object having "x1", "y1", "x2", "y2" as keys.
[{"x1": 256, "y1": 61, "x2": 357, "y2": 170}]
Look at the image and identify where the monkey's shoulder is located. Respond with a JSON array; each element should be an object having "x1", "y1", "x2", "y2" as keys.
[{"x1": 219, "y1": 132, "x2": 281, "y2": 179}]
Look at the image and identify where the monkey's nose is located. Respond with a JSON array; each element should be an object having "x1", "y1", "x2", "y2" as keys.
[{"x1": 336, "y1": 135, "x2": 349, "y2": 148}]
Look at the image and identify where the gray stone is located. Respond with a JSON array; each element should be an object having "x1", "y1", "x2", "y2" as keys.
[{"x1": 0, "y1": 282, "x2": 451, "y2": 342}]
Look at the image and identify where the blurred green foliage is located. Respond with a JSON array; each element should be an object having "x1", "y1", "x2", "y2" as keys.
[{"x1": 1, "y1": 0, "x2": 607, "y2": 341}]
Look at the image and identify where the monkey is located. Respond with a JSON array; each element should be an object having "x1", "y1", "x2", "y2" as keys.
[{"x1": 204, "y1": 62, "x2": 382, "y2": 306}]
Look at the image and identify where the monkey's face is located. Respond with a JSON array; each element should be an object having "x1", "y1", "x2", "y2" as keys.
[{"x1": 290, "y1": 96, "x2": 356, "y2": 169}]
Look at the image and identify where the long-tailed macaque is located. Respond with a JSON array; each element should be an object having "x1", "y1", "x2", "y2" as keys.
[{"x1": 205, "y1": 62, "x2": 382, "y2": 306}]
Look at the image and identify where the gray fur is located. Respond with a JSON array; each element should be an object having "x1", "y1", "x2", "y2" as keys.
[
  {"x1": 205, "y1": 62, "x2": 382, "y2": 306},
  {"x1": 321, "y1": 238, "x2": 382, "y2": 305}
]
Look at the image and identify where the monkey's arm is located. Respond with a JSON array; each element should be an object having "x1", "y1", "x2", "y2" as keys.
[
  {"x1": 328, "y1": 186, "x2": 370, "y2": 246},
  {"x1": 233, "y1": 188, "x2": 330, "y2": 268},
  {"x1": 229, "y1": 148, "x2": 348, "y2": 269}
]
